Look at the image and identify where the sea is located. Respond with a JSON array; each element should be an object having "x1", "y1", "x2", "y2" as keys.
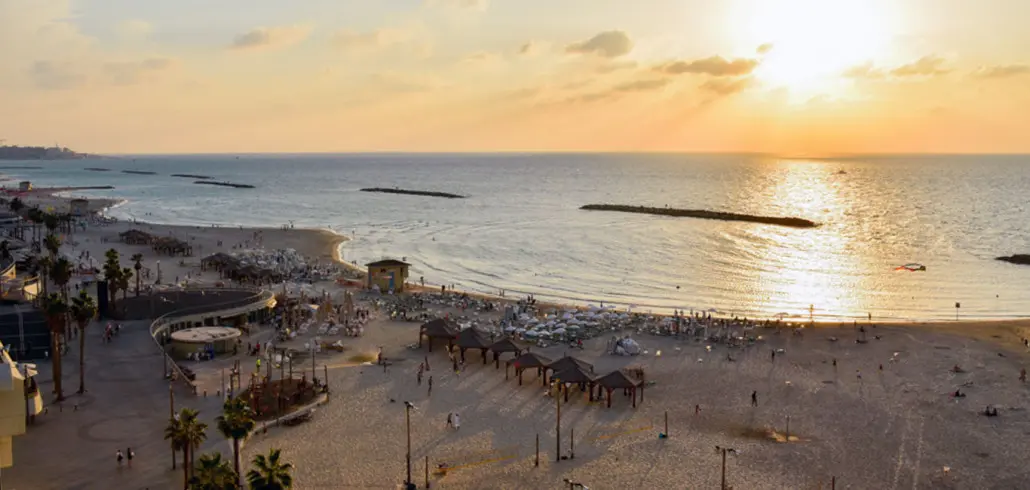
[{"x1": 3, "y1": 153, "x2": 1029, "y2": 322}]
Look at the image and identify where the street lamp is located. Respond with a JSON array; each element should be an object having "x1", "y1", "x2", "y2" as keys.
[
  {"x1": 404, "y1": 401, "x2": 416, "y2": 487},
  {"x1": 717, "y1": 446, "x2": 739, "y2": 490}
]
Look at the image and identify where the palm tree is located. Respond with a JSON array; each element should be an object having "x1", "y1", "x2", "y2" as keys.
[
  {"x1": 8, "y1": 197, "x2": 24, "y2": 239},
  {"x1": 246, "y1": 449, "x2": 293, "y2": 490},
  {"x1": 26, "y1": 208, "x2": 42, "y2": 243},
  {"x1": 217, "y1": 397, "x2": 256, "y2": 480},
  {"x1": 41, "y1": 293, "x2": 68, "y2": 401},
  {"x1": 49, "y1": 257, "x2": 74, "y2": 336},
  {"x1": 118, "y1": 267, "x2": 133, "y2": 303},
  {"x1": 43, "y1": 234, "x2": 62, "y2": 260},
  {"x1": 103, "y1": 249, "x2": 121, "y2": 309},
  {"x1": 167, "y1": 408, "x2": 208, "y2": 489},
  {"x1": 69, "y1": 290, "x2": 97, "y2": 394},
  {"x1": 182, "y1": 408, "x2": 209, "y2": 486},
  {"x1": 189, "y1": 452, "x2": 239, "y2": 490},
  {"x1": 42, "y1": 212, "x2": 59, "y2": 236},
  {"x1": 164, "y1": 414, "x2": 182, "y2": 471},
  {"x1": 36, "y1": 255, "x2": 52, "y2": 302},
  {"x1": 131, "y1": 253, "x2": 144, "y2": 296}
]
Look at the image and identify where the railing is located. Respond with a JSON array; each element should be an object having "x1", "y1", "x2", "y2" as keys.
[{"x1": 149, "y1": 287, "x2": 276, "y2": 393}]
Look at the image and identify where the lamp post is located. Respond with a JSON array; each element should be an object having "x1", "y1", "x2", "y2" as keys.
[
  {"x1": 719, "y1": 446, "x2": 738, "y2": 490},
  {"x1": 555, "y1": 384, "x2": 561, "y2": 462},
  {"x1": 156, "y1": 260, "x2": 162, "y2": 285},
  {"x1": 404, "y1": 401, "x2": 415, "y2": 486}
]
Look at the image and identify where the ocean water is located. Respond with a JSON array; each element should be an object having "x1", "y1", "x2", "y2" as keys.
[{"x1": 5, "y1": 153, "x2": 1030, "y2": 321}]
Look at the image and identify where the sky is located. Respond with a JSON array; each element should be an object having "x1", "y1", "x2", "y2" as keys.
[{"x1": 1, "y1": 0, "x2": 1029, "y2": 154}]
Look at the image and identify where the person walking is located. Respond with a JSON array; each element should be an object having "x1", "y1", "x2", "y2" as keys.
[
  {"x1": 116, "y1": 449, "x2": 124, "y2": 467},
  {"x1": 446, "y1": 412, "x2": 453, "y2": 429},
  {"x1": 126, "y1": 447, "x2": 134, "y2": 467},
  {"x1": 1020, "y1": 368, "x2": 1026, "y2": 383},
  {"x1": 751, "y1": 391, "x2": 758, "y2": 407},
  {"x1": 453, "y1": 412, "x2": 461, "y2": 430},
  {"x1": 428, "y1": 376, "x2": 433, "y2": 396}
]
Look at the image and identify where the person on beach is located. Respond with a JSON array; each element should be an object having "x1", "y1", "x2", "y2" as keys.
[
  {"x1": 771, "y1": 350, "x2": 776, "y2": 361},
  {"x1": 428, "y1": 376, "x2": 433, "y2": 396},
  {"x1": 126, "y1": 447, "x2": 133, "y2": 467},
  {"x1": 453, "y1": 413, "x2": 461, "y2": 430},
  {"x1": 116, "y1": 449, "x2": 124, "y2": 467},
  {"x1": 751, "y1": 391, "x2": 758, "y2": 407},
  {"x1": 1020, "y1": 368, "x2": 1026, "y2": 383},
  {"x1": 446, "y1": 412, "x2": 453, "y2": 428}
]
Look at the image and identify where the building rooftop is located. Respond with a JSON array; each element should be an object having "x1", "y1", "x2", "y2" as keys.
[{"x1": 366, "y1": 259, "x2": 410, "y2": 267}]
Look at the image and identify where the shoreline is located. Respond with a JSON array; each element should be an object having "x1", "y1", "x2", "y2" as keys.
[{"x1": 12, "y1": 186, "x2": 1030, "y2": 340}]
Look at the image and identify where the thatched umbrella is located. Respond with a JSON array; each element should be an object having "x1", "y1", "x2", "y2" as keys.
[
  {"x1": 418, "y1": 318, "x2": 459, "y2": 352},
  {"x1": 507, "y1": 352, "x2": 552, "y2": 385},
  {"x1": 596, "y1": 369, "x2": 643, "y2": 408},
  {"x1": 455, "y1": 327, "x2": 492, "y2": 364},
  {"x1": 488, "y1": 337, "x2": 529, "y2": 369}
]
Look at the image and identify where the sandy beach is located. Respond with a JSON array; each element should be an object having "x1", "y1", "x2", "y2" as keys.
[{"x1": 7, "y1": 186, "x2": 1030, "y2": 489}]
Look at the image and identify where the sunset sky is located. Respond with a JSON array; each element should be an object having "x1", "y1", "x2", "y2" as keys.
[{"x1": 2, "y1": 0, "x2": 1029, "y2": 154}]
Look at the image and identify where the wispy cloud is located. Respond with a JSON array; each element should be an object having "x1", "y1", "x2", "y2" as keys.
[
  {"x1": 229, "y1": 25, "x2": 312, "y2": 51},
  {"x1": 566, "y1": 31, "x2": 633, "y2": 58},
  {"x1": 973, "y1": 64, "x2": 1030, "y2": 78},
  {"x1": 426, "y1": 0, "x2": 488, "y2": 11},
  {"x1": 890, "y1": 55, "x2": 949, "y2": 77},
  {"x1": 331, "y1": 28, "x2": 411, "y2": 52},
  {"x1": 700, "y1": 77, "x2": 753, "y2": 96},
  {"x1": 656, "y1": 56, "x2": 759, "y2": 76},
  {"x1": 30, "y1": 61, "x2": 85, "y2": 90},
  {"x1": 103, "y1": 58, "x2": 175, "y2": 85}
]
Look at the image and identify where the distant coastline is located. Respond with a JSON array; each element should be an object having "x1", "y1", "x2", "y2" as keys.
[{"x1": 0, "y1": 145, "x2": 98, "y2": 160}]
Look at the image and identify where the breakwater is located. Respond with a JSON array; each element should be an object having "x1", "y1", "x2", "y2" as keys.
[
  {"x1": 360, "y1": 188, "x2": 465, "y2": 199},
  {"x1": 996, "y1": 255, "x2": 1030, "y2": 265},
  {"x1": 194, "y1": 181, "x2": 255, "y2": 189},
  {"x1": 172, "y1": 174, "x2": 212, "y2": 179},
  {"x1": 85, "y1": 167, "x2": 111, "y2": 172},
  {"x1": 122, "y1": 170, "x2": 157, "y2": 175},
  {"x1": 579, "y1": 204, "x2": 819, "y2": 228}
]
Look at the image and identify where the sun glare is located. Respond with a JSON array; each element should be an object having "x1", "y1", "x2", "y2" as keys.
[{"x1": 737, "y1": 0, "x2": 893, "y2": 97}]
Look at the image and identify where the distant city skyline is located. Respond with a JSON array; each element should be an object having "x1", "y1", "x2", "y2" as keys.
[{"x1": 2, "y1": 0, "x2": 1029, "y2": 154}]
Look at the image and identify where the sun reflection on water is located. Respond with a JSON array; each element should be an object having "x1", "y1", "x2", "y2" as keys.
[{"x1": 747, "y1": 160, "x2": 866, "y2": 320}]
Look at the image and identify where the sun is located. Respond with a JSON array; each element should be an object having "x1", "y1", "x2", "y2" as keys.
[{"x1": 735, "y1": 0, "x2": 894, "y2": 97}]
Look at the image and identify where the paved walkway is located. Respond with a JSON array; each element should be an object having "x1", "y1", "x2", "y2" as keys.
[{"x1": 5, "y1": 320, "x2": 228, "y2": 490}]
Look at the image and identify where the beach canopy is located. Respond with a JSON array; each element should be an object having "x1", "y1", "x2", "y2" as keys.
[
  {"x1": 551, "y1": 365, "x2": 595, "y2": 384},
  {"x1": 547, "y1": 355, "x2": 594, "y2": 374},
  {"x1": 509, "y1": 352, "x2": 552, "y2": 370},
  {"x1": 455, "y1": 327, "x2": 492, "y2": 349},
  {"x1": 596, "y1": 369, "x2": 642, "y2": 390},
  {"x1": 488, "y1": 337, "x2": 529, "y2": 354},
  {"x1": 421, "y1": 318, "x2": 460, "y2": 339}
]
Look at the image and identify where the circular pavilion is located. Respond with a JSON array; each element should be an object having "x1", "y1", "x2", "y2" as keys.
[{"x1": 169, "y1": 326, "x2": 242, "y2": 358}]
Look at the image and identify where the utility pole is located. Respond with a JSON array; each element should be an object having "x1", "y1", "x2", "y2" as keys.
[
  {"x1": 404, "y1": 402, "x2": 414, "y2": 486},
  {"x1": 555, "y1": 388, "x2": 561, "y2": 462},
  {"x1": 169, "y1": 383, "x2": 176, "y2": 470}
]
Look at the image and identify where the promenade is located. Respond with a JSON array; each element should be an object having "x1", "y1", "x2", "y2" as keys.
[{"x1": 4, "y1": 320, "x2": 228, "y2": 490}]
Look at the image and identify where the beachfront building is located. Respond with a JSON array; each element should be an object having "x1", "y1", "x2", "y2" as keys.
[
  {"x1": 68, "y1": 198, "x2": 89, "y2": 217},
  {"x1": 366, "y1": 259, "x2": 410, "y2": 293},
  {"x1": 168, "y1": 326, "x2": 243, "y2": 359},
  {"x1": 0, "y1": 340, "x2": 44, "y2": 472},
  {"x1": 16, "y1": 182, "x2": 30, "y2": 192}
]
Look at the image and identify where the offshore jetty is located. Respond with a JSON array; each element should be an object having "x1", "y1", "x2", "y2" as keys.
[
  {"x1": 194, "y1": 181, "x2": 254, "y2": 189},
  {"x1": 122, "y1": 170, "x2": 157, "y2": 175},
  {"x1": 996, "y1": 254, "x2": 1030, "y2": 266},
  {"x1": 172, "y1": 174, "x2": 212, "y2": 179},
  {"x1": 360, "y1": 187, "x2": 466, "y2": 199},
  {"x1": 85, "y1": 167, "x2": 111, "y2": 172},
  {"x1": 580, "y1": 204, "x2": 819, "y2": 228}
]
